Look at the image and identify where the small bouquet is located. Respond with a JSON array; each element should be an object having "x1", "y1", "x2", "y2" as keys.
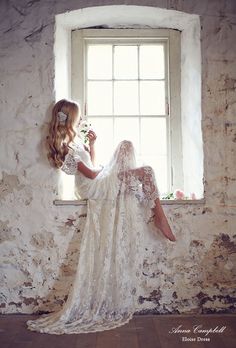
[
  {"x1": 161, "y1": 189, "x2": 197, "y2": 200},
  {"x1": 77, "y1": 120, "x2": 93, "y2": 145}
]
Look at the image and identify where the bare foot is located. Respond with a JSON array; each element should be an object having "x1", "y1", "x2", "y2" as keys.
[{"x1": 154, "y1": 215, "x2": 176, "y2": 242}]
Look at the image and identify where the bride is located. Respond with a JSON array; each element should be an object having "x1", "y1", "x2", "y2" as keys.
[{"x1": 26, "y1": 98, "x2": 176, "y2": 335}]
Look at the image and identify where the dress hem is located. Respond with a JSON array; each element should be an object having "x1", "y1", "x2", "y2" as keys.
[{"x1": 26, "y1": 312, "x2": 134, "y2": 335}]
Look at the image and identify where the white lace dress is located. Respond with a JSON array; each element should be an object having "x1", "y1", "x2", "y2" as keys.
[{"x1": 26, "y1": 136, "x2": 161, "y2": 334}]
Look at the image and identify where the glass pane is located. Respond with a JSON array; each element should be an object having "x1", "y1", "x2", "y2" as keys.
[
  {"x1": 140, "y1": 81, "x2": 165, "y2": 115},
  {"x1": 87, "y1": 44, "x2": 112, "y2": 79},
  {"x1": 87, "y1": 81, "x2": 112, "y2": 115},
  {"x1": 114, "y1": 117, "x2": 139, "y2": 152},
  {"x1": 114, "y1": 45, "x2": 138, "y2": 79},
  {"x1": 140, "y1": 155, "x2": 168, "y2": 194},
  {"x1": 114, "y1": 81, "x2": 139, "y2": 115},
  {"x1": 139, "y1": 45, "x2": 165, "y2": 79},
  {"x1": 88, "y1": 117, "x2": 113, "y2": 165},
  {"x1": 140, "y1": 117, "x2": 167, "y2": 156}
]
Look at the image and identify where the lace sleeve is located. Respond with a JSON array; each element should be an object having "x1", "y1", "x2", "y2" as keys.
[{"x1": 60, "y1": 151, "x2": 82, "y2": 175}]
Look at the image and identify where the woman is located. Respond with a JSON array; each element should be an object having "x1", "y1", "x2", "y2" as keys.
[{"x1": 26, "y1": 98, "x2": 176, "y2": 335}]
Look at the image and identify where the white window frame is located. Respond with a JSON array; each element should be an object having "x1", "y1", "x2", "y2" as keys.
[{"x1": 71, "y1": 28, "x2": 182, "y2": 194}]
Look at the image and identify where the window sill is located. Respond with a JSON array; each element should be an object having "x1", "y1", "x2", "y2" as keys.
[{"x1": 53, "y1": 198, "x2": 206, "y2": 206}]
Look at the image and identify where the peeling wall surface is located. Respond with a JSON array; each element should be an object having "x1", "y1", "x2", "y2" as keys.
[{"x1": 0, "y1": 0, "x2": 236, "y2": 315}]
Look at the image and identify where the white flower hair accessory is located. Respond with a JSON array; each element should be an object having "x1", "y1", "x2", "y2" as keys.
[{"x1": 57, "y1": 111, "x2": 68, "y2": 124}]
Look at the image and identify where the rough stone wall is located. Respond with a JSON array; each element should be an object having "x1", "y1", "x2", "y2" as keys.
[{"x1": 0, "y1": 0, "x2": 235, "y2": 315}]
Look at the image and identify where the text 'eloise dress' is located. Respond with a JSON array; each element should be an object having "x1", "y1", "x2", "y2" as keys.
[{"x1": 26, "y1": 136, "x2": 161, "y2": 334}]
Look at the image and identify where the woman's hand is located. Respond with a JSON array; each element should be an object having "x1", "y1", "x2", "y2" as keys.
[{"x1": 87, "y1": 130, "x2": 97, "y2": 146}]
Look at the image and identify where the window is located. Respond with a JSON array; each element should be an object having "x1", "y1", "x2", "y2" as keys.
[
  {"x1": 55, "y1": 6, "x2": 204, "y2": 203},
  {"x1": 71, "y1": 29, "x2": 182, "y2": 196}
]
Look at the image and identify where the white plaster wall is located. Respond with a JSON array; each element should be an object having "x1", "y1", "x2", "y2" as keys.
[
  {"x1": 54, "y1": 24, "x2": 71, "y2": 100},
  {"x1": 0, "y1": 0, "x2": 235, "y2": 315},
  {"x1": 180, "y1": 20, "x2": 203, "y2": 197}
]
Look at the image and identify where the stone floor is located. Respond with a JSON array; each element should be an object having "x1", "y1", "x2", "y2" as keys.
[{"x1": 0, "y1": 313, "x2": 235, "y2": 347}]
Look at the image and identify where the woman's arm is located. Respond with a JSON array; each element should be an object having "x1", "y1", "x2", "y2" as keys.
[
  {"x1": 86, "y1": 130, "x2": 97, "y2": 166},
  {"x1": 89, "y1": 144, "x2": 96, "y2": 166},
  {"x1": 77, "y1": 161, "x2": 102, "y2": 179}
]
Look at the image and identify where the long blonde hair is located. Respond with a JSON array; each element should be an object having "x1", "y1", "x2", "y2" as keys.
[{"x1": 46, "y1": 98, "x2": 80, "y2": 168}]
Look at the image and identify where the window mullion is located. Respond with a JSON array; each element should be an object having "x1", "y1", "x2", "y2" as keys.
[
  {"x1": 112, "y1": 44, "x2": 114, "y2": 148},
  {"x1": 164, "y1": 39, "x2": 171, "y2": 192},
  {"x1": 84, "y1": 39, "x2": 87, "y2": 118},
  {"x1": 138, "y1": 44, "x2": 141, "y2": 156}
]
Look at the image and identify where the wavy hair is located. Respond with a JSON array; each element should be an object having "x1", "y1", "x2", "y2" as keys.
[{"x1": 46, "y1": 98, "x2": 81, "y2": 168}]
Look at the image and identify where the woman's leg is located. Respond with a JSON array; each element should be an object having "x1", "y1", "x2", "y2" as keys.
[
  {"x1": 115, "y1": 140, "x2": 136, "y2": 168},
  {"x1": 118, "y1": 164, "x2": 176, "y2": 242},
  {"x1": 152, "y1": 197, "x2": 176, "y2": 242}
]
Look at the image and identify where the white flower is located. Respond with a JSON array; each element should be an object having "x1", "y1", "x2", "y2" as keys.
[{"x1": 78, "y1": 120, "x2": 93, "y2": 144}]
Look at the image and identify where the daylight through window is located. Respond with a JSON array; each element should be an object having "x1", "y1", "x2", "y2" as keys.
[{"x1": 72, "y1": 29, "x2": 182, "y2": 195}]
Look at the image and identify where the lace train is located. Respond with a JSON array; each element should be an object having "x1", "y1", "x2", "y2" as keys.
[{"x1": 26, "y1": 140, "x2": 161, "y2": 334}]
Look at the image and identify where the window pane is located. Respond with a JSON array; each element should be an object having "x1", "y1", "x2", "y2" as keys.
[
  {"x1": 114, "y1": 45, "x2": 138, "y2": 79},
  {"x1": 87, "y1": 45, "x2": 112, "y2": 79},
  {"x1": 140, "y1": 81, "x2": 165, "y2": 115},
  {"x1": 140, "y1": 155, "x2": 168, "y2": 194},
  {"x1": 139, "y1": 45, "x2": 165, "y2": 79},
  {"x1": 87, "y1": 81, "x2": 112, "y2": 115},
  {"x1": 114, "y1": 81, "x2": 139, "y2": 115},
  {"x1": 88, "y1": 117, "x2": 113, "y2": 165},
  {"x1": 140, "y1": 117, "x2": 167, "y2": 156},
  {"x1": 114, "y1": 117, "x2": 139, "y2": 151}
]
